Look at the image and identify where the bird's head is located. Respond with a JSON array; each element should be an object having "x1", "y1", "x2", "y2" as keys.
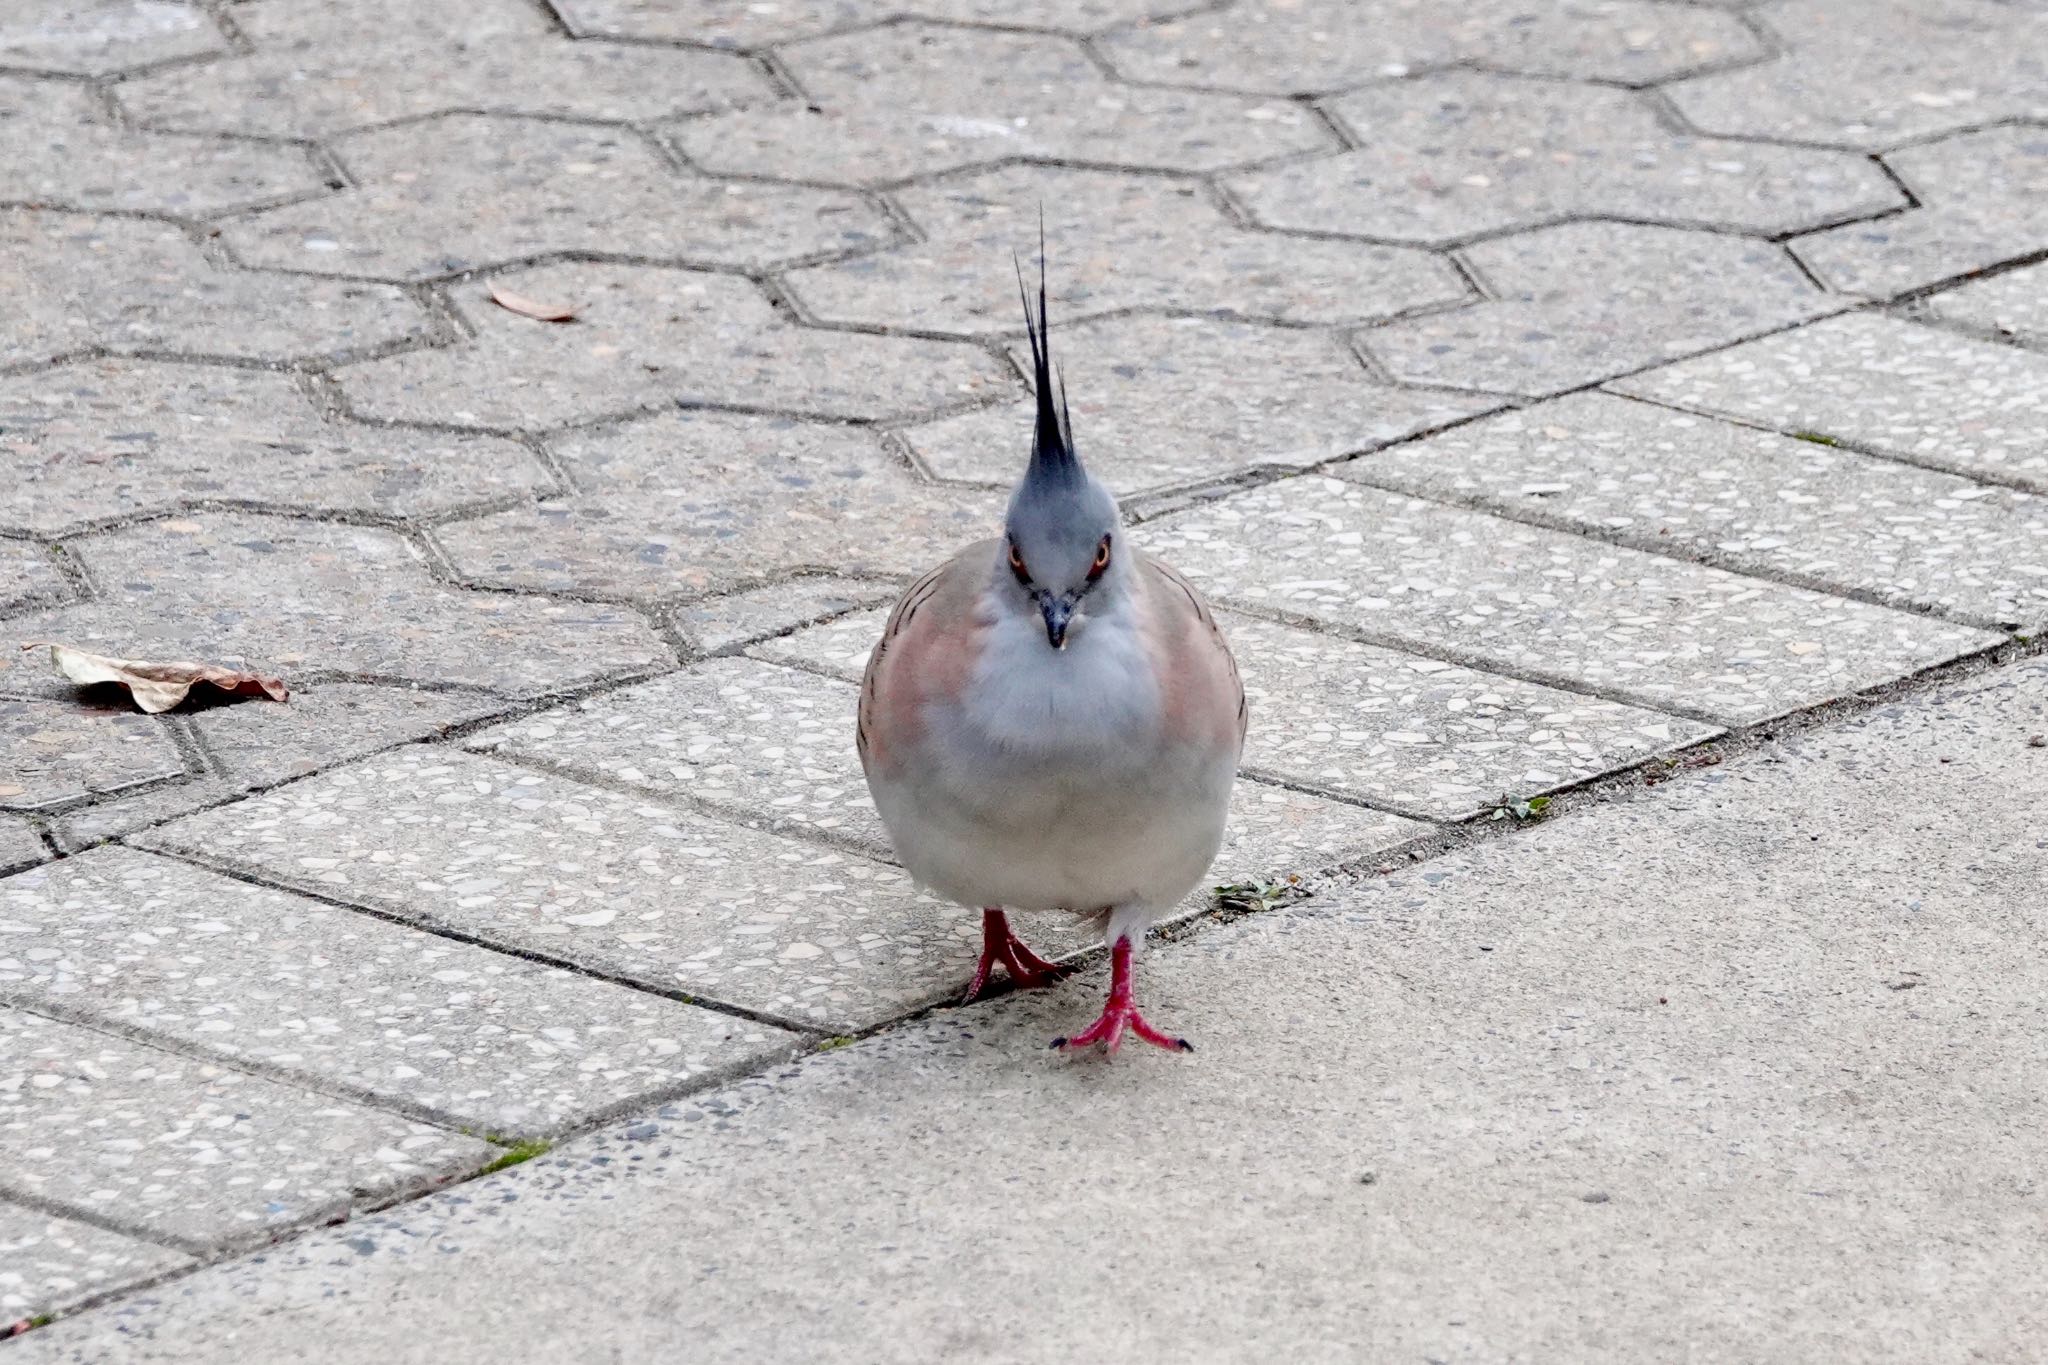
[{"x1": 998, "y1": 242, "x2": 1123, "y2": 651}]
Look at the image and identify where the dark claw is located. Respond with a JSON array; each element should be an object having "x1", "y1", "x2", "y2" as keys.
[
  {"x1": 1049, "y1": 1037, "x2": 1068, "y2": 1050},
  {"x1": 1175, "y1": 1039, "x2": 1194, "y2": 1052}
]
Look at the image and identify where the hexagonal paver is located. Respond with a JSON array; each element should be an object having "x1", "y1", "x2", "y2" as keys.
[
  {"x1": 0, "y1": 817, "x2": 44, "y2": 874},
  {"x1": 1794, "y1": 127, "x2": 2048, "y2": 298},
  {"x1": 436, "y1": 410, "x2": 1001, "y2": 601},
  {"x1": 668, "y1": 23, "x2": 1327, "y2": 188},
  {"x1": 1, "y1": 848, "x2": 799, "y2": 1137},
  {"x1": 337, "y1": 264, "x2": 1010, "y2": 429},
  {"x1": 1139, "y1": 475, "x2": 1997, "y2": 724},
  {"x1": 1612, "y1": 314, "x2": 2048, "y2": 494},
  {"x1": 0, "y1": 515, "x2": 670, "y2": 699},
  {"x1": 0, "y1": 76, "x2": 320, "y2": 219},
  {"x1": 137, "y1": 746, "x2": 968, "y2": 1033},
  {"x1": 0, "y1": 699, "x2": 185, "y2": 813},
  {"x1": 783, "y1": 166, "x2": 1466, "y2": 335},
  {"x1": 0, "y1": 541, "x2": 68, "y2": 617},
  {"x1": 674, "y1": 576, "x2": 895, "y2": 653},
  {"x1": 550, "y1": 0, "x2": 1176, "y2": 47},
  {"x1": 223, "y1": 115, "x2": 884, "y2": 284},
  {"x1": 116, "y1": 0, "x2": 770, "y2": 138},
  {"x1": 1231, "y1": 73, "x2": 1901, "y2": 246},
  {"x1": 0, "y1": 0, "x2": 221, "y2": 75},
  {"x1": 0, "y1": 209, "x2": 426, "y2": 370},
  {"x1": 0, "y1": 1005, "x2": 491, "y2": 1249},
  {"x1": 745, "y1": 605, "x2": 893, "y2": 680},
  {"x1": 1364, "y1": 222, "x2": 1841, "y2": 397},
  {"x1": 1351, "y1": 392, "x2": 2048, "y2": 630},
  {"x1": 903, "y1": 315, "x2": 1503, "y2": 495},
  {"x1": 0, "y1": 1205, "x2": 189, "y2": 1321},
  {"x1": 1665, "y1": 0, "x2": 2048, "y2": 149},
  {"x1": 1100, "y1": 0, "x2": 1759, "y2": 96},
  {"x1": 0, "y1": 359, "x2": 550, "y2": 536},
  {"x1": 1924, "y1": 262, "x2": 2048, "y2": 347}
]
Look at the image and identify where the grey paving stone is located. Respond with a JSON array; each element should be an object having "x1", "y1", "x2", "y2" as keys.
[
  {"x1": 1139, "y1": 475, "x2": 1997, "y2": 723},
  {"x1": 1231, "y1": 73, "x2": 1901, "y2": 246},
  {"x1": 1611, "y1": 313, "x2": 2048, "y2": 494},
  {"x1": 1213, "y1": 778, "x2": 1421, "y2": 885},
  {"x1": 137, "y1": 747, "x2": 975, "y2": 1032},
  {"x1": 901, "y1": 316, "x2": 1502, "y2": 496},
  {"x1": 0, "y1": 541, "x2": 68, "y2": 618},
  {"x1": 1100, "y1": 0, "x2": 1759, "y2": 95},
  {"x1": 0, "y1": 818, "x2": 44, "y2": 875},
  {"x1": 667, "y1": 23, "x2": 1327, "y2": 187},
  {"x1": 0, "y1": 1006, "x2": 491, "y2": 1249},
  {"x1": 0, "y1": 359, "x2": 550, "y2": 536},
  {"x1": 0, "y1": 515, "x2": 670, "y2": 700},
  {"x1": 1923, "y1": 262, "x2": 2048, "y2": 347},
  {"x1": 746, "y1": 606, "x2": 888, "y2": 682},
  {"x1": 433, "y1": 410, "x2": 1003, "y2": 601},
  {"x1": 0, "y1": 77, "x2": 319, "y2": 219},
  {"x1": 1, "y1": 209, "x2": 426, "y2": 370},
  {"x1": 339, "y1": 264, "x2": 1010, "y2": 429},
  {"x1": 1353, "y1": 392, "x2": 2048, "y2": 630},
  {"x1": 0, "y1": 848, "x2": 798, "y2": 1136},
  {"x1": 782, "y1": 166, "x2": 1467, "y2": 336},
  {"x1": 551, "y1": 0, "x2": 1175, "y2": 46},
  {"x1": 1793, "y1": 126, "x2": 2048, "y2": 298},
  {"x1": 0, "y1": 700, "x2": 185, "y2": 813},
  {"x1": 115, "y1": 0, "x2": 770, "y2": 138},
  {"x1": 1363, "y1": 222, "x2": 1841, "y2": 397},
  {"x1": 0, "y1": 0, "x2": 220, "y2": 75},
  {"x1": 0, "y1": 1205, "x2": 189, "y2": 1321},
  {"x1": 51, "y1": 683, "x2": 509, "y2": 851},
  {"x1": 1664, "y1": 0, "x2": 2048, "y2": 149},
  {"x1": 223, "y1": 115, "x2": 882, "y2": 283},
  {"x1": 673, "y1": 577, "x2": 896, "y2": 654}
]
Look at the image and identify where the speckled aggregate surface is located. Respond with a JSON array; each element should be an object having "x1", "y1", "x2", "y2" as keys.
[
  {"x1": 1923, "y1": 263, "x2": 2048, "y2": 348},
  {"x1": 0, "y1": 1206, "x2": 188, "y2": 1320},
  {"x1": 0, "y1": 701, "x2": 184, "y2": 813}
]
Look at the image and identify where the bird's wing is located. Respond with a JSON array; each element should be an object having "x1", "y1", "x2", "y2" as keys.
[
  {"x1": 858, "y1": 540, "x2": 996, "y2": 776},
  {"x1": 1141, "y1": 555, "x2": 1248, "y2": 753}
]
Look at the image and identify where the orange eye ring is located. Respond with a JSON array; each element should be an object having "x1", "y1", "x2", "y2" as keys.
[
  {"x1": 1007, "y1": 542, "x2": 1029, "y2": 580},
  {"x1": 1089, "y1": 536, "x2": 1112, "y2": 577}
]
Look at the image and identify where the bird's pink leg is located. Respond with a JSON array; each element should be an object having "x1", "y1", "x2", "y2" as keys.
[
  {"x1": 961, "y1": 908, "x2": 1072, "y2": 1003},
  {"x1": 1052, "y1": 934, "x2": 1192, "y2": 1056}
]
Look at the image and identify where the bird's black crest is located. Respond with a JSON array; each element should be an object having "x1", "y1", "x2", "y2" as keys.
[{"x1": 1015, "y1": 217, "x2": 1078, "y2": 486}]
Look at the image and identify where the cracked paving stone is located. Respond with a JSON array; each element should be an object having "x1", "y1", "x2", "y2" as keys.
[
  {"x1": 902, "y1": 315, "x2": 1502, "y2": 496},
  {"x1": 0, "y1": 848, "x2": 799, "y2": 1137},
  {"x1": 223, "y1": 115, "x2": 882, "y2": 284},
  {"x1": 0, "y1": 76, "x2": 319, "y2": 219},
  {"x1": 0, "y1": 209, "x2": 426, "y2": 371},
  {"x1": 1664, "y1": 0, "x2": 2048, "y2": 150},
  {"x1": 0, "y1": 359, "x2": 551, "y2": 537},
  {"x1": 1611, "y1": 313, "x2": 2048, "y2": 495},
  {"x1": 1100, "y1": 0, "x2": 1757, "y2": 96},
  {"x1": 1231, "y1": 72, "x2": 1901, "y2": 247},
  {"x1": 115, "y1": 0, "x2": 770, "y2": 139},
  {"x1": 550, "y1": 0, "x2": 1176, "y2": 47},
  {"x1": 1363, "y1": 222, "x2": 1841, "y2": 397},
  {"x1": 134, "y1": 747, "x2": 968, "y2": 1033},
  {"x1": 0, "y1": 515, "x2": 670, "y2": 700},
  {"x1": 784, "y1": 166, "x2": 1465, "y2": 336},
  {"x1": 1354, "y1": 392, "x2": 2048, "y2": 631},
  {"x1": 433, "y1": 410, "x2": 1002, "y2": 601},
  {"x1": 0, "y1": 818, "x2": 44, "y2": 874},
  {"x1": 51, "y1": 683, "x2": 510, "y2": 851},
  {"x1": 0, "y1": 0, "x2": 221, "y2": 75},
  {"x1": 0, "y1": 700, "x2": 185, "y2": 813},
  {"x1": 1793, "y1": 126, "x2": 2048, "y2": 298},
  {"x1": 0, "y1": 1005, "x2": 493, "y2": 1249},
  {"x1": 0, "y1": 1205, "x2": 189, "y2": 1320},
  {"x1": 1140, "y1": 475, "x2": 1998, "y2": 724},
  {"x1": 0, "y1": 541, "x2": 68, "y2": 617},
  {"x1": 1924, "y1": 262, "x2": 2048, "y2": 348},
  {"x1": 667, "y1": 23, "x2": 1327, "y2": 188},
  {"x1": 338, "y1": 264, "x2": 1009, "y2": 429},
  {"x1": 673, "y1": 577, "x2": 896, "y2": 654}
]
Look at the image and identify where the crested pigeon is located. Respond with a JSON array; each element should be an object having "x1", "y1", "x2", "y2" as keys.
[{"x1": 857, "y1": 249, "x2": 1246, "y2": 1055}]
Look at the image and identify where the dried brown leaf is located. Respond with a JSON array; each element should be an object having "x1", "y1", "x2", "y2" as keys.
[
  {"x1": 486, "y1": 280, "x2": 576, "y2": 322},
  {"x1": 22, "y1": 642, "x2": 288, "y2": 714}
]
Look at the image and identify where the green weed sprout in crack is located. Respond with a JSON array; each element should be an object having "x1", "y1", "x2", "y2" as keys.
[
  {"x1": 1488, "y1": 794, "x2": 1553, "y2": 823},
  {"x1": 475, "y1": 1137, "x2": 553, "y2": 1177},
  {"x1": 1213, "y1": 874, "x2": 1312, "y2": 916}
]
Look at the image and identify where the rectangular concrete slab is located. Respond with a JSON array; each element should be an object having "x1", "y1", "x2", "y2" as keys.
[
  {"x1": 0, "y1": 1203, "x2": 189, "y2": 1322},
  {"x1": 1349, "y1": 392, "x2": 2048, "y2": 630},
  {"x1": 0, "y1": 1006, "x2": 491, "y2": 1252},
  {"x1": 0, "y1": 848, "x2": 794, "y2": 1138},
  {"x1": 1141, "y1": 475, "x2": 1997, "y2": 723}
]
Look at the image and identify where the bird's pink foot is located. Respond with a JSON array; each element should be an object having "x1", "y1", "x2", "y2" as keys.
[
  {"x1": 1052, "y1": 935, "x2": 1192, "y2": 1056},
  {"x1": 961, "y1": 908, "x2": 1073, "y2": 1004}
]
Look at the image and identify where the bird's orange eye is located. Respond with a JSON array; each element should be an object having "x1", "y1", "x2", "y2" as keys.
[
  {"x1": 1007, "y1": 542, "x2": 1029, "y2": 581},
  {"x1": 1088, "y1": 536, "x2": 1112, "y2": 578}
]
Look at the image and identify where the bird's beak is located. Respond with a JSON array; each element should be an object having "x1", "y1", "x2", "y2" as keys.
[{"x1": 1040, "y1": 596, "x2": 1073, "y2": 650}]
